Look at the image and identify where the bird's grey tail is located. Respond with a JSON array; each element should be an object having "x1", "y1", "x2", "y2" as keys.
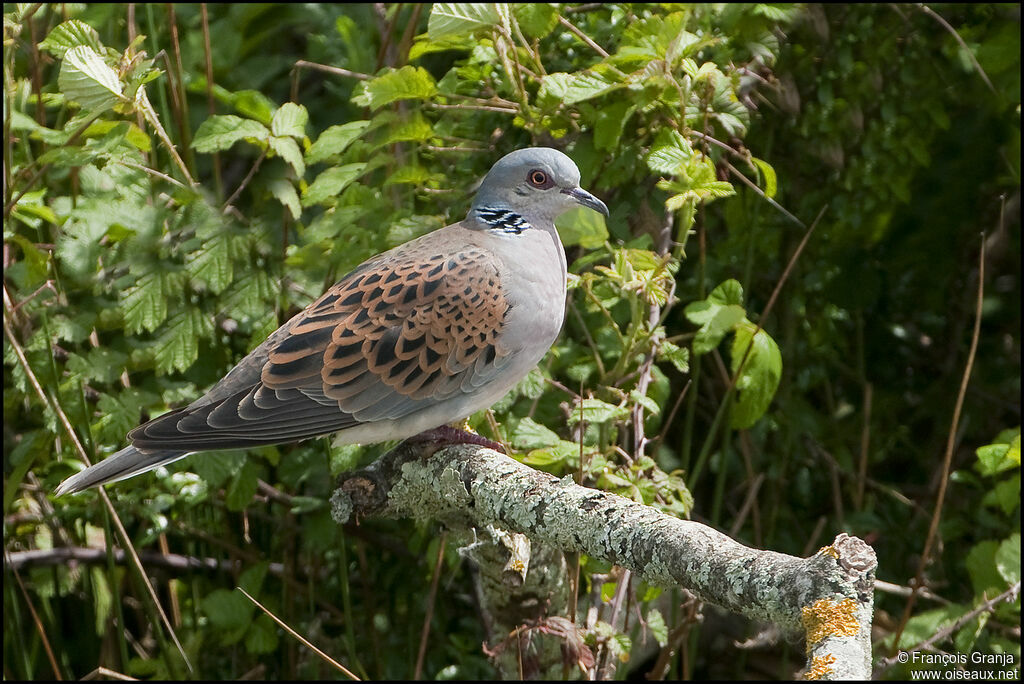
[{"x1": 54, "y1": 445, "x2": 191, "y2": 496}]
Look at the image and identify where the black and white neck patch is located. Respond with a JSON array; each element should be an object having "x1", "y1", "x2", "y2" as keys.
[{"x1": 475, "y1": 207, "x2": 533, "y2": 234}]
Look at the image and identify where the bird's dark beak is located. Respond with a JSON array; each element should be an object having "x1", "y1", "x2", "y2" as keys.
[{"x1": 563, "y1": 186, "x2": 609, "y2": 217}]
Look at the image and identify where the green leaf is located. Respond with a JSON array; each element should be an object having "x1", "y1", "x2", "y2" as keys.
[
  {"x1": 513, "y1": 3, "x2": 558, "y2": 38},
  {"x1": 729, "y1": 321, "x2": 782, "y2": 429},
  {"x1": 190, "y1": 451, "x2": 246, "y2": 489},
  {"x1": 268, "y1": 135, "x2": 304, "y2": 177},
  {"x1": 289, "y1": 496, "x2": 327, "y2": 515},
  {"x1": 540, "y1": 71, "x2": 620, "y2": 107},
  {"x1": 268, "y1": 179, "x2": 301, "y2": 220},
  {"x1": 995, "y1": 534, "x2": 1021, "y2": 585},
  {"x1": 630, "y1": 390, "x2": 661, "y2": 416},
  {"x1": 381, "y1": 112, "x2": 434, "y2": 145},
  {"x1": 556, "y1": 205, "x2": 608, "y2": 248},
  {"x1": 245, "y1": 614, "x2": 279, "y2": 654},
  {"x1": 657, "y1": 340, "x2": 690, "y2": 374},
  {"x1": 595, "y1": 101, "x2": 635, "y2": 151},
  {"x1": 270, "y1": 102, "x2": 308, "y2": 139},
  {"x1": 186, "y1": 231, "x2": 234, "y2": 294},
  {"x1": 39, "y1": 20, "x2": 104, "y2": 59},
  {"x1": 567, "y1": 398, "x2": 630, "y2": 426},
  {"x1": 192, "y1": 115, "x2": 269, "y2": 153},
  {"x1": 90, "y1": 567, "x2": 113, "y2": 637},
  {"x1": 966, "y1": 541, "x2": 1006, "y2": 596},
  {"x1": 511, "y1": 417, "x2": 561, "y2": 450},
  {"x1": 647, "y1": 608, "x2": 669, "y2": 646},
  {"x1": 562, "y1": 71, "x2": 620, "y2": 105},
  {"x1": 352, "y1": 66, "x2": 437, "y2": 110},
  {"x1": 302, "y1": 163, "x2": 367, "y2": 206},
  {"x1": 121, "y1": 271, "x2": 167, "y2": 334},
  {"x1": 230, "y1": 90, "x2": 275, "y2": 125},
  {"x1": 67, "y1": 347, "x2": 128, "y2": 384},
  {"x1": 59, "y1": 45, "x2": 124, "y2": 113},
  {"x1": 975, "y1": 429, "x2": 1021, "y2": 476},
  {"x1": 751, "y1": 157, "x2": 778, "y2": 198},
  {"x1": 685, "y1": 282, "x2": 747, "y2": 356},
  {"x1": 203, "y1": 588, "x2": 254, "y2": 632},
  {"x1": 153, "y1": 310, "x2": 215, "y2": 374},
  {"x1": 305, "y1": 121, "x2": 371, "y2": 165},
  {"x1": 226, "y1": 460, "x2": 259, "y2": 511},
  {"x1": 239, "y1": 562, "x2": 269, "y2": 596},
  {"x1": 647, "y1": 130, "x2": 693, "y2": 175},
  {"x1": 428, "y1": 3, "x2": 502, "y2": 40}
]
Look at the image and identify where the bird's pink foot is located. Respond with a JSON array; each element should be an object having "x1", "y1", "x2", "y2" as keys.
[{"x1": 406, "y1": 425, "x2": 507, "y2": 453}]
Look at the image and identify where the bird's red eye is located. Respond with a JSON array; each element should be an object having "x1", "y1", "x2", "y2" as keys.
[{"x1": 528, "y1": 170, "x2": 549, "y2": 187}]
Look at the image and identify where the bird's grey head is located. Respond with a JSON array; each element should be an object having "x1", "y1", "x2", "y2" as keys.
[{"x1": 470, "y1": 147, "x2": 609, "y2": 228}]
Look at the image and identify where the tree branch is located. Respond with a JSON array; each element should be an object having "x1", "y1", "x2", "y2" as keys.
[{"x1": 331, "y1": 442, "x2": 877, "y2": 679}]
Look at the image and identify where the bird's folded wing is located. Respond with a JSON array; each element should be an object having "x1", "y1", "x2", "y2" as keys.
[{"x1": 129, "y1": 242, "x2": 515, "y2": 450}]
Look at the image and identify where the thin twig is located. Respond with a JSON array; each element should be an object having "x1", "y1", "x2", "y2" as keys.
[
  {"x1": 889, "y1": 233, "x2": 987, "y2": 653},
  {"x1": 878, "y1": 582, "x2": 1020, "y2": 674},
  {"x1": 6, "y1": 551, "x2": 62, "y2": 680},
  {"x1": 414, "y1": 533, "x2": 447, "y2": 680},
  {"x1": 557, "y1": 15, "x2": 609, "y2": 58},
  {"x1": 724, "y1": 160, "x2": 804, "y2": 227},
  {"x1": 3, "y1": 286, "x2": 194, "y2": 673},
  {"x1": 916, "y1": 4, "x2": 997, "y2": 95},
  {"x1": 238, "y1": 588, "x2": 360, "y2": 680},
  {"x1": 294, "y1": 59, "x2": 371, "y2": 81},
  {"x1": 223, "y1": 148, "x2": 267, "y2": 211}
]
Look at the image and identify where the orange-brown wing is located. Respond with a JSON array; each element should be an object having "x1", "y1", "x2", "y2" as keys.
[
  {"x1": 263, "y1": 245, "x2": 514, "y2": 421},
  {"x1": 128, "y1": 243, "x2": 515, "y2": 450}
]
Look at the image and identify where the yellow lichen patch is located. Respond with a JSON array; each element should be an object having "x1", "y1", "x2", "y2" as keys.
[
  {"x1": 804, "y1": 654, "x2": 836, "y2": 680},
  {"x1": 802, "y1": 598, "x2": 860, "y2": 651},
  {"x1": 818, "y1": 544, "x2": 840, "y2": 559}
]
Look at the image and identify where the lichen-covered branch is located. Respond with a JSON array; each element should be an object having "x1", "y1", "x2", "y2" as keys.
[{"x1": 331, "y1": 442, "x2": 876, "y2": 679}]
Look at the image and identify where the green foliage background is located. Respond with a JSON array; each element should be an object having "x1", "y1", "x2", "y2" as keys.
[{"x1": 4, "y1": 3, "x2": 1019, "y2": 680}]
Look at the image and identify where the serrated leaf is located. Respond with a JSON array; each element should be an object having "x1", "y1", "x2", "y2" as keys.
[
  {"x1": 268, "y1": 135, "x2": 304, "y2": 177},
  {"x1": 729, "y1": 321, "x2": 782, "y2": 429},
  {"x1": 567, "y1": 398, "x2": 630, "y2": 426},
  {"x1": 428, "y1": 3, "x2": 502, "y2": 40},
  {"x1": 302, "y1": 163, "x2": 367, "y2": 206},
  {"x1": 121, "y1": 271, "x2": 167, "y2": 334},
  {"x1": 59, "y1": 46, "x2": 124, "y2": 112},
  {"x1": 40, "y1": 20, "x2": 104, "y2": 59},
  {"x1": 511, "y1": 417, "x2": 561, "y2": 450},
  {"x1": 647, "y1": 609, "x2": 668, "y2": 646},
  {"x1": 153, "y1": 310, "x2": 215, "y2": 374},
  {"x1": 562, "y1": 71, "x2": 620, "y2": 105},
  {"x1": 352, "y1": 66, "x2": 437, "y2": 110},
  {"x1": 702, "y1": 279, "x2": 744, "y2": 308},
  {"x1": 270, "y1": 102, "x2": 308, "y2": 139},
  {"x1": 186, "y1": 232, "x2": 234, "y2": 293},
  {"x1": 67, "y1": 347, "x2": 128, "y2": 384},
  {"x1": 658, "y1": 340, "x2": 690, "y2": 373},
  {"x1": 305, "y1": 121, "x2": 371, "y2": 165},
  {"x1": 230, "y1": 90, "x2": 275, "y2": 125},
  {"x1": 381, "y1": 112, "x2": 434, "y2": 145},
  {"x1": 190, "y1": 450, "x2": 246, "y2": 489},
  {"x1": 630, "y1": 390, "x2": 661, "y2": 416},
  {"x1": 191, "y1": 115, "x2": 269, "y2": 153}
]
